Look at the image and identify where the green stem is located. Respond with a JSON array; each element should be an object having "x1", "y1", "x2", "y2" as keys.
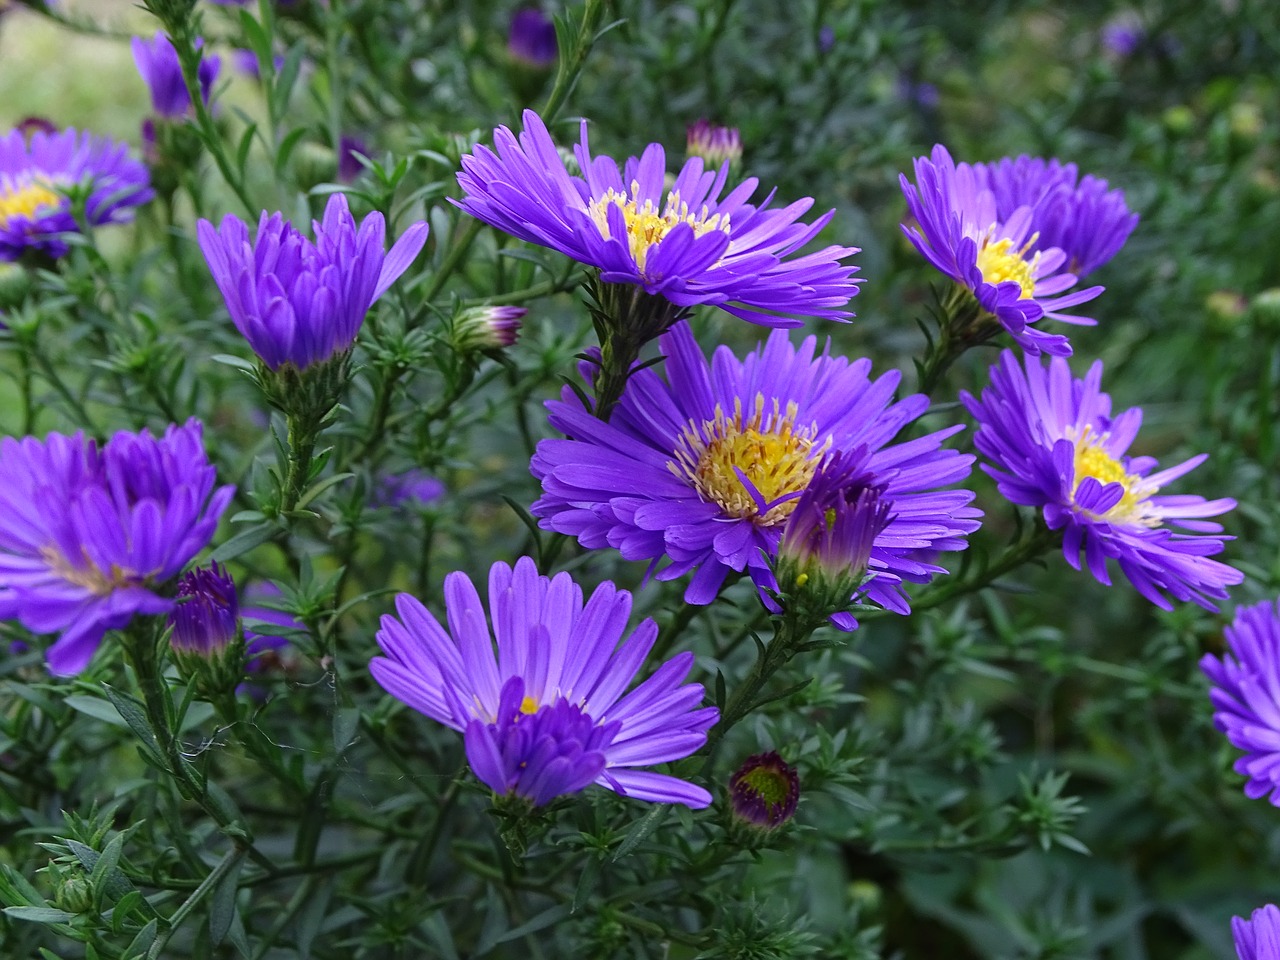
[
  {"x1": 539, "y1": 0, "x2": 606, "y2": 126},
  {"x1": 420, "y1": 218, "x2": 483, "y2": 306},
  {"x1": 907, "y1": 524, "x2": 1057, "y2": 613},
  {"x1": 147, "y1": 845, "x2": 247, "y2": 960},
  {"x1": 280, "y1": 410, "x2": 320, "y2": 515}
]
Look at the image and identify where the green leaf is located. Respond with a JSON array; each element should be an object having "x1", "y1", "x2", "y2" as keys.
[
  {"x1": 64, "y1": 694, "x2": 129, "y2": 728},
  {"x1": 612, "y1": 804, "x2": 670, "y2": 863},
  {"x1": 332, "y1": 707, "x2": 360, "y2": 753},
  {"x1": 209, "y1": 853, "x2": 244, "y2": 946},
  {"x1": 4, "y1": 905, "x2": 77, "y2": 924},
  {"x1": 210, "y1": 523, "x2": 280, "y2": 562}
]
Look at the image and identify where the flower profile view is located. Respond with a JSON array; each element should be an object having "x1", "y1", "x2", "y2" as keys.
[
  {"x1": 0, "y1": 420, "x2": 234, "y2": 675},
  {"x1": 371, "y1": 557, "x2": 718, "y2": 807},
  {"x1": 963, "y1": 350, "x2": 1242, "y2": 610},
  {"x1": 1201, "y1": 599, "x2": 1280, "y2": 805},
  {"x1": 455, "y1": 109, "x2": 860, "y2": 329},
  {"x1": 532, "y1": 322, "x2": 980, "y2": 611},
  {"x1": 978, "y1": 154, "x2": 1138, "y2": 279},
  {"x1": 900, "y1": 144, "x2": 1103, "y2": 357},
  {"x1": 131, "y1": 31, "x2": 221, "y2": 119},
  {"x1": 0, "y1": 127, "x2": 153, "y2": 261},
  {"x1": 197, "y1": 192, "x2": 428, "y2": 372}
]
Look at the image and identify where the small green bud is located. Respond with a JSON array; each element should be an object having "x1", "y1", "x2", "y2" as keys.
[
  {"x1": 1162, "y1": 105, "x2": 1196, "y2": 138},
  {"x1": 293, "y1": 142, "x2": 339, "y2": 190},
  {"x1": 1249, "y1": 288, "x2": 1280, "y2": 337},
  {"x1": 54, "y1": 874, "x2": 94, "y2": 915},
  {"x1": 0, "y1": 262, "x2": 32, "y2": 311},
  {"x1": 1204, "y1": 290, "x2": 1247, "y2": 334}
]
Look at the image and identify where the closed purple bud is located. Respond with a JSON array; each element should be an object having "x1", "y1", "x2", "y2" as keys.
[
  {"x1": 170, "y1": 563, "x2": 239, "y2": 656},
  {"x1": 451, "y1": 304, "x2": 525, "y2": 353}
]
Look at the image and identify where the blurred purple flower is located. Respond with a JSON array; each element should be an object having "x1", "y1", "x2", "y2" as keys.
[
  {"x1": 508, "y1": 8, "x2": 557, "y2": 68},
  {"x1": 131, "y1": 32, "x2": 221, "y2": 119},
  {"x1": 375, "y1": 469, "x2": 445, "y2": 508}
]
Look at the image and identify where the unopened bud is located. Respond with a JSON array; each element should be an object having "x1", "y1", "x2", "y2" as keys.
[
  {"x1": 1204, "y1": 290, "x2": 1247, "y2": 334},
  {"x1": 1249, "y1": 288, "x2": 1280, "y2": 337},
  {"x1": 450, "y1": 304, "x2": 525, "y2": 353},
  {"x1": 686, "y1": 120, "x2": 742, "y2": 171},
  {"x1": 729, "y1": 752, "x2": 799, "y2": 832},
  {"x1": 0, "y1": 262, "x2": 32, "y2": 311},
  {"x1": 170, "y1": 563, "x2": 245, "y2": 696}
]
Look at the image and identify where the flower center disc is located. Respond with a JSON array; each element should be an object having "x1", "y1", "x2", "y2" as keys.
[
  {"x1": 672, "y1": 395, "x2": 826, "y2": 525},
  {"x1": 976, "y1": 235, "x2": 1039, "y2": 298},
  {"x1": 0, "y1": 176, "x2": 63, "y2": 230},
  {"x1": 1069, "y1": 427, "x2": 1157, "y2": 525},
  {"x1": 587, "y1": 183, "x2": 729, "y2": 272}
]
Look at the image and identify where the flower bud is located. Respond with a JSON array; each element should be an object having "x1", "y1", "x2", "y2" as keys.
[
  {"x1": 729, "y1": 752, "x2": 799, "y2": 831},
  {"x1": 686, "y1": 120, "x2": 742, "y2": 171},
  {"x1": 170, "y1": 563, "x2": 245, "y2": 696},
  {"x1": 775, "y1": 452, "x2": 891, "y2": 630},
  {"x1": 450, "y1": 304, "x2": 525, "y2": 353},
  {"x1": 0, "y1": 262, "x2": 32, "y2": 311},
  {"x1": 1249, "y1": 288, "x2": 1280, "y2": 337},
  {"x1": 508, "y1": 8, "x2": 557, "y2": 69}
]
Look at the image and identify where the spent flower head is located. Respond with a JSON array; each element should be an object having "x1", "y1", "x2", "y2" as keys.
[{"x1": 962, "y1": 350, "x2": 1242, "y2": 610}]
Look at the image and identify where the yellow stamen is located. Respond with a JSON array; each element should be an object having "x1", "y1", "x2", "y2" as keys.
[
  {"x1": 976, "y1": 233, "x2": 1040, "y2": 298},
  {"x1": 586, "y1": 183, "x2": 730, "y2": 273},
  {"x1": 1068, "y1": 426, "x2": 1158, "y2": 526},
  {"x1": 0, "y1": 176, "x2": 63, "y2": 230},
  {"x1": 41, "y1": 546, "x2": 138, "y2": 597},
  {"x1": 520, "y1": 695, "x2": 539, "y2": 715},
  {"x1": 670, "y1": 394, "x2": 828, "y2": 526}
]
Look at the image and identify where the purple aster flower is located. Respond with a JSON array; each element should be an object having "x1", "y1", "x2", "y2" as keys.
[
  {"x1": 508, "y1": 8, "x2": 557, "y2": 68},
  {"x1": 0, "y1": 420, "x2": 234, "y2": 676},
  {"x1": 132, "y1": 32, "x2": 221, "y2": 119},
  {"x1": 371, "y1": 556, "x2": 718, "y2": 807},
  {"x1": 962, "y1": 350, "x2": 1242, "y2": 610},
  {"x1": 1201, "y1": 599, "x2": 1280, "y2": 804},
  {"x1": 0, "y1": 127, "x2": 153, "y2": 261},
  {"x1": 900, "y1": 144, "x2": 1104, "y2": 356},
  {"x1": 531, "y1": 322, "x2": 981, "y2": 610},
  {"x1": 729, "y1": 751, "x2": 800, "y2": 829},
  {"x1": 1234, "y1": 904, "x2": 1280, "y2": 960},
  {"x1": 455, "y1": 109, "x2": 860, "y2": 329},
  {"x1": 1101, "y1": 14, "x2": 1145, "y2": 58},
  {"x1": 978, "y1": 155, "x2": 1139, "y2": 280},
  {"x1": 170, "y1": 563, "x2": 238, "y2": 656},
  {"x1": 197, "y1": 193, "x2": 429, "y2": 371},
  {"x1": 686, "y1": 120, "x2": 742, "y2": 170},
  {"x1": 375, "y1": 469, "x2": 446, "y2": 508}
]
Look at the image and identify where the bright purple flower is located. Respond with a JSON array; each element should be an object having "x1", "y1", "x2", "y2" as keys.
[
  {"x1": 531, "y1": 322, "x2": 981, "y2": 610},
  {"x1": 508, "y1": 8, "x2": 557, "y2": 68},
  {"x1": 197, "y1": 193, "x2": 429, "y2": 370},
  {"x1": 170, "y1": 563, "x2": 238, "y2": 656},
  {"x1": 131, "y1": 32, "x2": 221, "y2": 119},
  {"x1": 455, "y1": 110, "x2": 860, "y2": 328},
  {"x1": 1201, "y1": 600, "x2": 1280, "y2": 805},
  {"x1": 0, "y1": 127, "x2": 152, "y2": 261},
  {"x1": 0, "y1": 421, "x2": 234, "y2": 676},
  {"x1": 371, "y1": 557, "x2": 718, "y2": 807},
  {"x1": 1234, "y1": 904, "x2": 1280, "y2": 960},
  {"x1": 900, "y1": 144, "x2": 1104, "y2": 356},
  {"x1": 962, "y1": 350, "x2": 1242, "y2": 610},
  {"x1": 979, "y1": 155, "x2": 1139, "y2": 279}
]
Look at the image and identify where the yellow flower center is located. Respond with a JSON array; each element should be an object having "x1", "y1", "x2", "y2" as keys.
[
  {"x1": 976, "y1": 234, "x2": 1040, "y2": 298},
  {"x1": 1069, "y1": 426, "x2": 1158, "y2": 525},
  {"x1": 41, "y1": 547, "x2": 138, "y2": 597},
  {"x1": 0, "y1": 176, "x2": 63, "y2": 230},
  {"x1": 520, "y1": 695, "x2": 539, "y2": 715},
  {"x1": 587, "y1": 183, "x2": 730, "y2": 272},
  {"x1": 671, "y1": 394, "x2": 828, "y2": 526}
]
